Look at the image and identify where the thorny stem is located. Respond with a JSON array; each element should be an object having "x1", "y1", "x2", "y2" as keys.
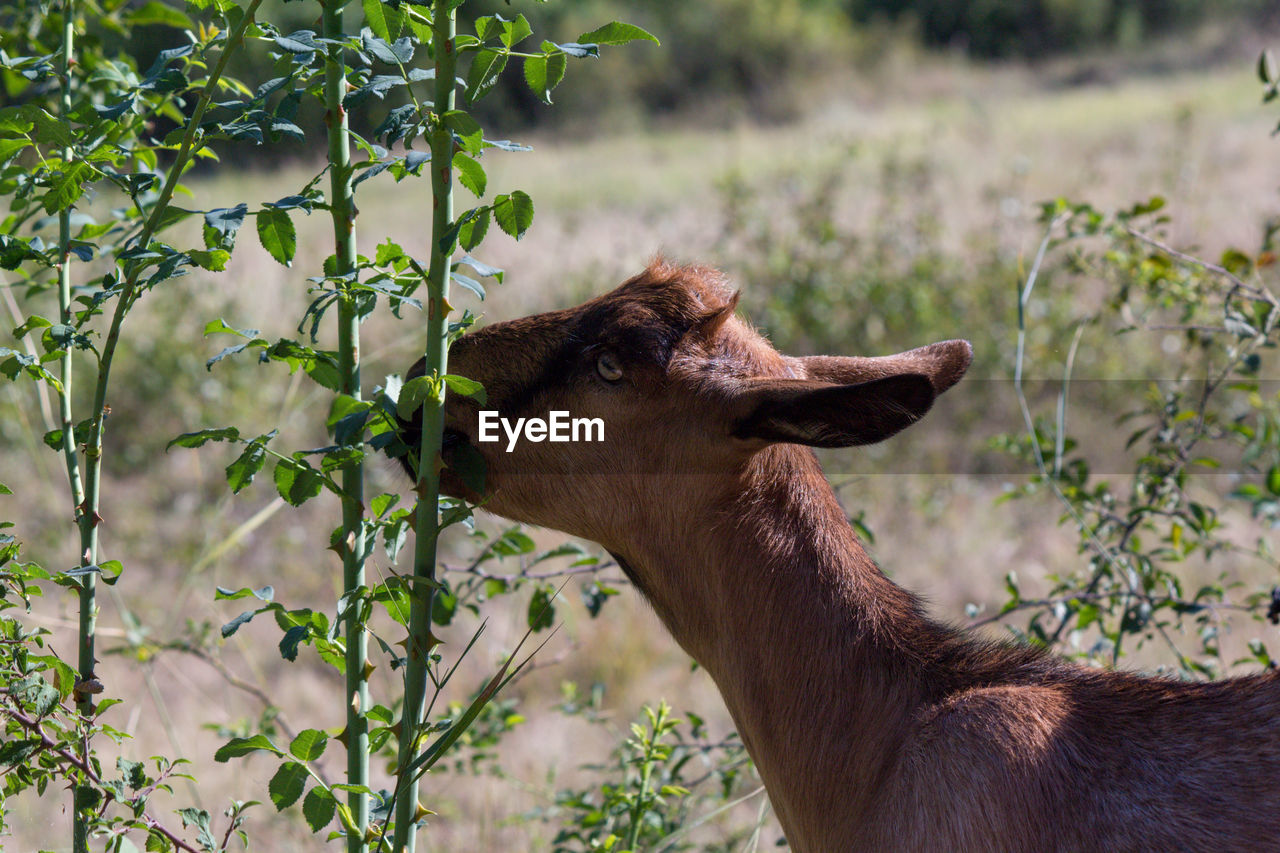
[
  {"x1": 320, "y1": 0, "x2": 371, "y2": 847},
  {"x1": 63, "y1": 4, "x2": 261, "y2": 845},
  {"x1": 392, "y1": 2, "x2": 456, "y2": 849},
  {"x1": 54, "y1": 3, "x2": 94, "y2": 849}
]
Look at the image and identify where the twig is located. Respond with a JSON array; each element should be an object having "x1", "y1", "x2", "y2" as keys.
[
  {"x1": 161, "y1": 642, "x2": 301, "y2": 747},
  {"x1": 969, "y1": 592, "x2": 1254, "y2": 630},
  {"x1": 1125, "y1": 227, "x2": 1279, "y2": 305},
  {"x1": 441, "y1": 559, "x2": 627, "y2": 586}
]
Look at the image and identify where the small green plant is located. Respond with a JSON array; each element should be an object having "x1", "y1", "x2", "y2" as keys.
[{"x1": 527, "y1": 696, "x2": 761, "y2": 853}]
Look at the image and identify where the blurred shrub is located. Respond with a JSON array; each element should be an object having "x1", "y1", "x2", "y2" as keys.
[
  {"x1": 712, "y1": 152, "x2": 1023, "y2": 375},
  {"x1": 846, "y1": 0, "x2": 1277, "y2": 57},
  {"x1": 461, "y1": 0, "x2": 859, "y2": 129}
]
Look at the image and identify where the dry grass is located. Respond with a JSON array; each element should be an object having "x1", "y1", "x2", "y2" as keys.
[{"x1": 5, "y1": 35, "x2": 1280, "y2": 849}]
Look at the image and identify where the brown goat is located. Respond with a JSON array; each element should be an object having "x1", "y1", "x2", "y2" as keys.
[{"x1": 398, "y1": 260, "x2": 1280, "y2": 852}]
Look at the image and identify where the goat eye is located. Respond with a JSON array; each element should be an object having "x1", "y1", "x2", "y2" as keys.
[{"x1": 595, "y1": 352, "x2": 623, "y2": 383}]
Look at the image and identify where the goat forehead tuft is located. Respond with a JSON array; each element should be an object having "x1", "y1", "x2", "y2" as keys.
[{"x1": 624, "y1": 259, "x2": 736, "y2": 313}]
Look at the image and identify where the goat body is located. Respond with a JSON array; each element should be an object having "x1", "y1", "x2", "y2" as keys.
[{"x1": 397, "y1": 261, "x2": 1280, "y2": 852}]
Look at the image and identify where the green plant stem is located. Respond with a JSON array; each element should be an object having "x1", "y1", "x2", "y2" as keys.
[
  {"x1": 321, "y1": 0, "x2": 370, "y2": 848},
  {"x1": 69, "y1": 9, "x2": 259, "y2": 844},
  {"x1": 56, "y1": 3, "x2": 93, "y2": 852},
  {"x1": 625, "y1": 712, "x2": 661, "y2": 852},
  {"x1": 393, "y1": 3, "x2": 456, "y2": 849}
]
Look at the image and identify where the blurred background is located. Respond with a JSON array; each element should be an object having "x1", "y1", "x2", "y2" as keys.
[{"x1": 6, "y1": 0, "x2": 1280, "y2": 848}]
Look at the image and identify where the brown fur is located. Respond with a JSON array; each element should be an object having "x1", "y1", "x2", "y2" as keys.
[{"x1": 397, "y1": 261, "x2": 1280, "y2": 852}]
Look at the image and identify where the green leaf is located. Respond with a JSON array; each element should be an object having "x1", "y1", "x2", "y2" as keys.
[
  {"x1": 257, "y1": 207, "x2": 297, "y2": 267},
  {"x1": 30, "y1": 108, "x2": 75, "y2": 149},
  {"x1": 523, "y1": 53, "x2": 566, "y2": 104},
  {"x1": 42, "y1": 417, "x2": 93, "y2": 451},
  {"x1": 375, "y1": 240, "x2": 404, "y2": 266},
  {"x1": 577, "y1": 22, "x2": 660, "y2": 46},
  {"x1": 465, "y1": 49, "x2": 507, "y2": 105},
  {"x1": 442, "y1": 374, "x2": 486, "y2": 403},
  {"x1": 501, "y1": 14, "x2": 532, "y2": 48},
  {"x1": 214, "y1": 734, "x2": 283, "y2": 762},
  {"x1": 12, "y1": 314, "x2": 52, "y2": 339},
  {"x1": 302, "y1": 786, "x2": 336, "y2": 832},
  {"x1": 453, "y1": 153, "x2": 486, "y2": 198},
  {"x1": 493, "y1": 191, "x2": 534, "y2": 240},
  {"x1": 188, "y1": 249, "x2": 230, "y2": 271},
  {"x1": 278, "y1": 624, "x2": 310, "y2": 662},
  {"x1": 118, "y1": 757, "x2": 147, "y2": 790},
  {"x1": 397, "y1": 375, "x2": 439, "y2": 421},
  {"x1": 1267, "y1": 465, "x2": 1280, "y2": 497},
  {"x1": 433, "y1": 585, "x2": 458, "y2": 625},
  {"x1": 204, "y1": 317, "x2": 259, "y2": 338},
  {"x1": 215, "y1": 585, "x2": 274, "y2": 602},
  {"x1": 457, "y1": 255, "x2": 503, "y2": 282},
  {"x1": 167, "y1": 426, "x2": 240, "y2": 450},
  {"x1": 362, "y1": 0, "x2": 394, "y2": 42},
  {"x1": 44, "y1": 160, "x2": 95, "y2": 215},
  {"x1": 290, "y1": 729, "x2": 328, "y2": 761},
  {"x1": 0, "y1": 739, "x2": 39, "y2": 767},
  {"x1": 442, "y1": 111, "x2": 483, "y2": 156},
  {"x1": 0, "y1": 138, "x2": 31, "y2": 165},
  {"x1": 22, "y1": 678, "x2": 59, "y2": 716},
  {"x1": 528, "y1": 584, "x2": 556, "y2": 631},
  {"x1": 493, "y1": 528, "x2": 536, "y2": 556},
  {"x1": 371, "y1": 493, "x2": 399, "y2": 517},
  {"x1": 226, "y1": 441, "x2": 269, "y2": 493},
  {"x1": 269, "y1": 761, "x2": 307, "y2": 810},
  {"x1": 273, "y1": 459, "x2": 325, "y2": 506},
  {"x1": 204, "y1": 204, "x2": 248, "y2": 250},
  {"x1": 459, "y1": 208, "x2": 490, "y2": 253},
  {"x1": 221, "y1": 609, "x2": 265, "y2": 638},
  {"x1": 96, "y1": 559, "x2": 123, "y2": 586},
  {"x1": 451, "y1": 272, "x2": 485, "y2": 301},
  {"x1": 362, "y1": 30, "x2": 414, "y2": 65},
  {"x1": 548, "y1": 41, "x2": 598, "y2": 59},
  {"x1": 0, "y1": 349, "x2": 64, "y2": 392},
  {"x1": 178, "y1": 808, "x2": 217, "y2": 851}
]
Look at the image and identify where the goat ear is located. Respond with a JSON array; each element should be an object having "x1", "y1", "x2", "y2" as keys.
[
  {"x1": 730, "y1": 374, "x2": 936, "y2": 448},
  {"x1": 690, "y1": 291, "x2": 740, "y2": 342},
  {"x1": 795, "y1": 340, "x2": 972, "y2": 395}
]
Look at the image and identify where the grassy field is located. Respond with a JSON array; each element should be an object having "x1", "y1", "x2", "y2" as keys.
[{"x1": 5, "y1": 30, "x2": 1280, "y2": 849}]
